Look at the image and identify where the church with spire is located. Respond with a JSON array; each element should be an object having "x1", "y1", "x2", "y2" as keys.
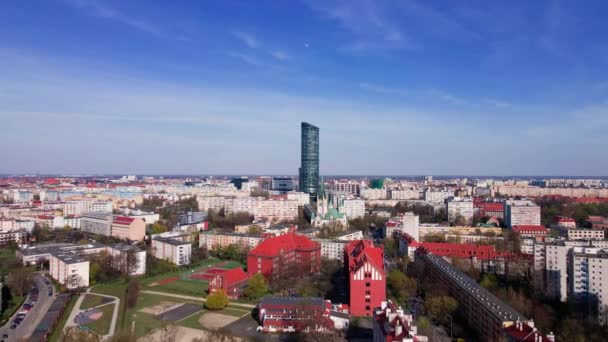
[{"x1": 311, "y1": 177, "x2": 348, "y2": 228}]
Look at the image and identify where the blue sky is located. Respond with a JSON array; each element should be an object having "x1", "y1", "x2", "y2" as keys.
[{"x1": 1, "y1": 0, "x2": 608, "y2": 176}]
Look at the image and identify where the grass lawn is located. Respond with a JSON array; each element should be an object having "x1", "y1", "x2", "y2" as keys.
[
  {"x1": 134, "y1": 292, "x2": 203, "y2": 311},
  {"x1": 175, "y1": 311, "x2": 205, "y2": 330},
  {"x1": 219, "y1": 308, "x2": 250, "y2": 317},
  {"x1": 79, "y1": 294, "x2": 108, "y2": 310},
  {"x1": 85, "y1": 303, "x2": 115, "y2": 335},
  {"x1": 49, "y1": 295, "x2": 78, "y2": 342},
  {"x1": 90, "y1": 282, "x2": 127, "y2": 331},
  {"x1": 152, "y1": 279, "x2": 207, "y2": 297},
  {"x1": 130, "y1": 312, "x2": 170, "y2": 337},
  {"x1": 0, "y1": 295, "x2": 24, "y2": 324}
]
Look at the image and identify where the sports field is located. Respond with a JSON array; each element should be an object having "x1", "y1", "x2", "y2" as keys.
[{"x1": 142, "y1": 259, "x2": 243, "y2": 297}]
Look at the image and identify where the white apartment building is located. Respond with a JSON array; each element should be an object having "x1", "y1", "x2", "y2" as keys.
[
  {"x1": 151, "y1": 237, "x2": 192, "y2": 265},
  {"x1": 338, "y1": 199, "x2": 365, "y2": 219},
  {"x1": 313, "y1": 239, "x2": 348, "y2": 261},
  {"x1": 106, "y1": 243, "x2": 146, "y2": 276},
  {"x1": 505, "y1": 200, "x2": 541, "y2": 228},
  {"x1": 81, "y1": 212, "x2": 113, "y2": 236},
  {"x1": 224, "y1": 197, "x2": 259, "y2": 215},
  {"x1": 118, "y1": 207, "x2": 160, "y2": 224},
  {"x1": 360, "y1": 188, "x2": 388, "y2": 200},
  {"x1": 390, "y1": 189, "x2": 420, "y2": 200},
  {"x1": 423, "y1": 190, "x2": 453, "y2": 204},
  {"x1": 569, "y1": 247, "x2": 608, "y2": 325},
  {"x1": 568, "y1": 229, "x2": 605, "y2": 241},
  {"x1": 329, "y1": 181, "x2": 361, "y2": 196},
  {"x1": 197, "y1": 196, "x2": 226, "y2": 212},
  {"x1": 446, "y1": 198, "x2": 474, "y2": 225},
  {"x1": 335, "y1": 230, "x2": 365, "y2": 241},
  {"x1": 254, "y1": 199, "x2": 298, "y2": 222},
  {"x1": 63, "y1": 200, "x2": 112, "y2": 216},
  {"x1": 286, "y1": 192, "x2": 310, "y2": 206},
  {"x1": 49, "y1": 253, "x2": 89, "y2": 289},
  {"x1": 199, "y1": 231, "x2": 263, "y2": 250}
]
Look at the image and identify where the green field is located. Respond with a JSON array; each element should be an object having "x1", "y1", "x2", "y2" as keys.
[
  {"x1": 141, "y1": 258, "x2": 243, "y2": 297},
  {"x1": 79, "y1": 294, "x2": 110, "y2": 310},
  {"x1": 85, "y1": 303, "x2": 115, "y2": 335},
  {"x1": 175, "y1": 311, "x2": 204, "y2": 330},
  {"x1": 90, "y1": 282, "x2": 127, "y2": 330},
  {"x1": 134, "y1": 293, "x2": 203, "y2": 311}
]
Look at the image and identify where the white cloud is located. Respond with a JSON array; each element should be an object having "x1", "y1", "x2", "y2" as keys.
[
  {"x1": 232, "y1": 30, "x2": 258, "y2": 48},
  {"x1": 64, "y1": 0, "x2": 165, "y2": 37},
  {"x1": 270, "y1": 50, "x2": 290, "y2": 61},
  {"x1": 227, "y1": 52, "x2": 261, "y2": 66}
]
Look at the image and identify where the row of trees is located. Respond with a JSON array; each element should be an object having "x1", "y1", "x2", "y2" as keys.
[
  {"x1": 538, "y1": 198, "x2": 608, "y2": 227},
  {"x1": 207, "y1": 209, "x2": 253, "y2": 229}
]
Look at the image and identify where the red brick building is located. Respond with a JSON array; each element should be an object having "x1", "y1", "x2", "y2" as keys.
[
  {"x1": 475, "y1": 201, "x2": 505, "y2": 219},
  {"x1": 247, "y1": 233, "x2": 321, "y2": 281},
  {"x1": 207, "y1": 267, "x2": 250, "y2": 299},
  {"x1": 345, "y1": 240, "x2": 386, "y2": 317},
  {"x1": 512, "y1": 225, "x2": 549, "y2": 238}
]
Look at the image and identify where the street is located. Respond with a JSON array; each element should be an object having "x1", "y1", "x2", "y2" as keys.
[{"x1": 0, "y1": 274, "x2": 55, "y2": 342}]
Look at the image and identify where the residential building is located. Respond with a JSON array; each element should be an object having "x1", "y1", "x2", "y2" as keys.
[
  {"x1": 299, "y1": 122, "x2": 320, "y2": 201},
  {"x1": 199, "y1": 230, "x2": 263, "y2": 250},
  {"x1": 416, "y1": 251, "x2": 553, "y2": 341},
  {"x1": 372, "y1": 300, "x2": 425, "y2": 342},
  {"x1": 151, "y1": 237, "x2": 192, "y2": 265},
  {"x1": 329, "y1": 180, "x2": 361, "y2": 196},
  {"x1": 254, "y1": 199, "x2": 298, "y2": 222},
  {"x1": 111, "y1": 216, "x2": 145, "y2": 241},
  {"x1": 286, "y1": 191, "x2": 310, "y2": 206},
  {"x1": 207, "y1": 267, "x2": 250, "y2": 299},
  {"x1": 475, "y1": 201, "x2": 505, "y2": 219},
  {"x1": 390, "y1": 189, "x2": 420, "y2": 200},
  {"x1": 338, "y1": 198, "x2": 365, "y2": 219},
  {"x1": 106, "y1": 243, "x2": 146, "y2": 276},
  {"x1": 505, "y1": 200, "x2": 541, "y2": 228},
  {"x1": 568, "y1": 229, "x2": 604, "y2": 241},
  {"x1": 81, "y1": 212, "x2": 113, "y2": 236},
  {"x1": 258, "y1": 296, "x2": 334, "y2": 333},
  {"x1": 224, "y1": 197, "x2": 259, "y2": 215},
  {"x1": 197, "y1": 196, "x2": 226, "y2": 213},
  {"x1": 49, "y1": 253, "x2": 89, "y2": 289},
  {"x1": 446, "y1": 197, "x2": 474, "y2": 225},
  {"x1": 120, "y1": 207, "x2": 160, "y2": 224},
  {"x1": 345, "y1": 240, "x2": 386, "y2": 316},
  {"x1": 313, "y1": 239, "x2": 348, "y2": 261},
  {"x1": 247, "y1": 233, "x2": 321, "y2": 280},
  {"x1": 513, "y1": 225, "x2": 549, "y2": 238},
  {"x1": 556, "y1": 216, "x2": 576, "y2": 228},
  {"x1": 17, "y1": 242, "x2": 106, "y2": 265},
  {"x1": 360, "y1": 188, "x2": 388, "y2": 200},
  {"x1": 0, "y1": 229, "x2": 27, "y2": 246},
  {"x1": 271, "y1": 177, "x2": 294, "y2": 193},
  {"x1": 569, "y1": 247, "x2": 608, "y2": 325}
]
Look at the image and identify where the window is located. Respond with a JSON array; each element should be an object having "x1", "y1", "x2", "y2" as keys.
[{"x1": 365, "y1": 282, "x2": 370, "y2": 287}]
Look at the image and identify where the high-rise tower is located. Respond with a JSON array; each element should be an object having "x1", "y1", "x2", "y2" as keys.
[{"x1": 299, "y1": 122, "x2": 319, "y2": 201}]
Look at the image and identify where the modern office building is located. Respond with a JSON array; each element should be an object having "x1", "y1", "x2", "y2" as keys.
[
  {"x1": 299, "y1": 122, "x2": 320, "y2": 201},
  {"x1": 272, "y1": 177, "x2": 294, "y2": 193}
]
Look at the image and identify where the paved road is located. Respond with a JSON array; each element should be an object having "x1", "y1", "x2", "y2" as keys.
[
  {"x1": 0, "y1": 274, "x2": 55, "y2": 342},
  {"x1": 63, "y1": 287, "x2": 120, "y2": 340}
]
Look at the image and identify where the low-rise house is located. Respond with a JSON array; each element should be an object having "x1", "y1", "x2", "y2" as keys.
[{"x1": 257, "y1": 296, "x2": 335, "y2": 333}]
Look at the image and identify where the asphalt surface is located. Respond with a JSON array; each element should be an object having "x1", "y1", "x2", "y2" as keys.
[
  {"x1": 157, "y1": 304, "x2": 201, "y2": 322},
  {"x1": 0, "y1": 274, "x2": 55, "y2": 342}
]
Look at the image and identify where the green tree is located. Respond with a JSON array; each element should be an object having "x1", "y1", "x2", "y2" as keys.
[
  {"x1": 425, "y1": 296, "x2": 458, "y2": 323},
  {"x1": 126, "y1": 278, "x2": 140, "y2": 309},
  {"x1": 150, "y1": 222, "x2": 169, "y2": 234},
  {"x1": 387, "y1": 269, "x2": 417, "y2": 303},
  {"x1": 479, "y1": 274, "x2": 499, "y2": 291},
  {"x1": 205, "y1": 290, "x2": 229, "y2": 310},
  {"x1": 243, "y1": 273, "x2": 269, "y2": 300}
]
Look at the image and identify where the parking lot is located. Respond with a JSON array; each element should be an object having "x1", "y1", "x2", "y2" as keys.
[{"x1": 0, "y1": 274, "x2": 55, "y2": 342}]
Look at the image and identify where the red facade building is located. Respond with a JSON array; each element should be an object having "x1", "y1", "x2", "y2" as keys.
[
  {"x1": 207, "y1": 267, "x2": 250, "y2": 299},
  {"x1": 345, "y1": 240, "x2": 386, "y2": 317},
  {"x1": 247, "y1": 233, "x2": 321, "y2": 281}
]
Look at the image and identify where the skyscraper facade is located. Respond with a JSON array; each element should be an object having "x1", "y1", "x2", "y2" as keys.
[{"x1": 299, "y1": 122, "x2": 319, "y2": 201}]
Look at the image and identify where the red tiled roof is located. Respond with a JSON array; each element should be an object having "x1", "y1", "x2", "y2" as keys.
[
  {"x1": 222, "y1": 267, "x2": 249, "y2": 285},
  {"x1": 249, "y1": 233, "x2": 319, "y2": 257},
  {"x1": 346, "y1": 240, "x2": 384, "y2": 274},
  {"x1": 512, "y1": 225, "x2": 548, "y2": 233},
  {"x1": 504, "y1": 322, "x2": 552, "y2": 342},
  {"x1": 113, "y1": 216, "x2": 135, "y2": 225},
  {"x1": 36, "y1": 215, "x2": 54, "y2": 220}
]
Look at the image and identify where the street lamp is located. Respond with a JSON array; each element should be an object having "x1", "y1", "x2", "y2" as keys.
[{"x1": 446, "y1": 314, "x2": 453, "y2": 341}]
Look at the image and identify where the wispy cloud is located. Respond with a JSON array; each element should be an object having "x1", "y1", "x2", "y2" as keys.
[
  {"x1": 227, "y1": 52, "x2": 261, "y2": 66},
  {"x1": 64, "y1": 0, "x2": 165, "y2": 37},
  {"x1": 270, "y1": 50, "x2": 290, "y2": 61},
  {"x1": 429, "y1": 88, "x2": 466, "y2": 105},
  {"x1": 483, "y1": 98, "x2": 512, "y2": 108},
  {"x1": 359, "y1": 82, "x2": 407, "y2": 97},
  {"x1": 305, "y1": 0, "x2": 413, "y2": 52},
  {"x1": 232, "y1": 30, "x2": 258, "y2": 48}
]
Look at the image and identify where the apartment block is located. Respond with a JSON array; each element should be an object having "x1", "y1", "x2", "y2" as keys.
[
  {"x1": 111, "y1": 216, "x2": 146, "y2": 241},
  {"x1": 446, "y1": 197, "x2": 474, "y2": 225},
  {"x1": 106, "y1": 243, "x2": 146, "y2": 276},
  {"x1": 151, "y1": 237, "x2": 192, "y2": 265},
  {"x1": 199, "y1": 230, "x2": 263, "y2": 250},
  {"x1": 505, "y1": 200, "x2": 541, "y2": 228},
  {"x1": 49, "y1": 253, "x2": 89, "y2": 289},
  {"x1": 338, "y1": 198, "x2": 365, "y2": 219},
  {"x1": 81, "y1": 212, "x2": 113, "y2": 236},
  {"x1": 568, "y1": 229, "x2": 605, "y2": 241},
  {"x1": 569, "y1": 247, "x2": 608, "y2": 325}
]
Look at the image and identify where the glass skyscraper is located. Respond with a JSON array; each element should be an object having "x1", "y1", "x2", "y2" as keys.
[{"x1": 299, "y1": 122, "x2": 319, "y2": 201}]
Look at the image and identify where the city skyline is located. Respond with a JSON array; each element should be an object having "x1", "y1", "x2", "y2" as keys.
[{"x1": 2, "y1": 1, "x2": 608, "y2": 175}]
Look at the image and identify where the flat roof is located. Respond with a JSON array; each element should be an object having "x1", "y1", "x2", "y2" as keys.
[
  {"x1": 19, "y1": 242, "x2": 105, "y2": 256},
  {"x1": 153, "y1": 237, "x2": 191, "y2": 246},
  {"x1": 422, "y1": 253, "x2": 524, "y2": 322}
]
